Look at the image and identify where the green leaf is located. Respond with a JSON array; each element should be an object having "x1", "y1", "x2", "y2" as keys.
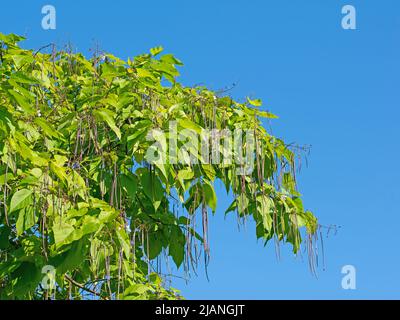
[
  {"x1": 225, "y1": 199, "x2": 237, "y2": 215},
  {"x1": 11, "y1": 262, "x2": 41, "y2": 297},
  {"x1": 68, "y1": 170, "x2": 87, "y2": 200},
  {"x1": 140, "y1": 170, "x2": 164, "y2": 211},
  {"x1": 123, "y1": 284, "x2": 150, "y2": 298},
  {"x1": 34, "y1": 118, "x2": 63, "y2": 139},
  {"x1": 160, "y1": 54, "x2": 183, "y2": 66},
  {"x1": 93, "y1": 108, "x2": 121, "y2": 139},
  {"x1": 10, "y1": 189, "x2": 33, "y2": 214},
  {"x1": 203, "y1": 180, "x2": 217, "y2": 213},
  {"x1": 179, "y1": 118, "x2": 203, "y2": 134},
  {"x1": 11, "y1": 71, "x2": 40, "y2": 85},
  {"x1": 237, "y1": 194, "x2": 249, "y2": 215},
  {"x1": 147, "y1": 232, "x2": 163, "y2": 259},
  {"x1": 8, "y1": 90, "x2": 35, "y2": 115},
  {"x1": 247, "y1": 97, "x2": 262, "y2": 107},
  {"x1": 52, "y1": 216, "x2": 75, "y2": 245},
  {"x1": 169, "y1": 226, "x2": 185, "y2": 268},
  {"x1": 202, "y1": 164, "x2": 216, "y2": 180},
  {"x1": 11, "y1": 54, "x2": 34, "y2": 69},
  {"x1": 0, "y1": 225, "x2": 11, "y2": 249},
  {"x1": 116, "y1": 227, "x2": 131, "y2": 259},
  {"x1": 257, "y1": 195, "x2": 273, "y2": 232},
  {"x1": 283, "y1": 172, "x2": 299, "y2": 196},
  {"x1": 136, "y1": 68, "x2": 155, "y2": 79},
  {"x1": 0, "y1": 33, "x2": 26, "y2": 44},
  {"x1": 256, "y1": 110, "x2": 278, "y2": 119},
  {"x1": 54, "y1": 239, "x2": 88, "y2": 274},
  {"x1": 16, "y1": 206, "x2": 35, "y2": 236},
  {"x1": 50, "y1": 161, "x2": 69, "y2": 183},
  {"x1": 150, "y1": 46, "x2": 164, "y2": 56},
  {"x1": 177, "y1": 168, "x2": 194, "y2": 190},
  {"x1": 101, "y1": 63, "x2": 122, "y2": 79},
  {"x1": 119, "y1": 173, "x2": 138, "y2": 201}
]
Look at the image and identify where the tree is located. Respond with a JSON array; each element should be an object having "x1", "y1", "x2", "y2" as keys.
[{"x1": 0, "y1": 33, "x2": 318, "y2": 300}]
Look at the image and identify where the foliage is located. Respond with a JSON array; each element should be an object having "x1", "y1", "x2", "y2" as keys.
[{"x1": 0, "y1": 33, "x2": 318, "y2": 299}]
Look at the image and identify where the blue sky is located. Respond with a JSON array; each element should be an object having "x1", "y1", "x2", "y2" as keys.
[{"x1": 2, "y1": 0, "x2": 400, "y2": 299}]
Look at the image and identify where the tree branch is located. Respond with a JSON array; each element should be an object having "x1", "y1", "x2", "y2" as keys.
[{"x1": 64, "y1": 274, "x2": 109, "y2": 300}]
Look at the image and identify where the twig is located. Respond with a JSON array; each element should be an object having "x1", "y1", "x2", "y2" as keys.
[
  {"x1": 34, "y1": 43, "x2": 54, "y2": 57},
  {"x1": 64, "y1": 274, "x2": 109, "y2": 300}
]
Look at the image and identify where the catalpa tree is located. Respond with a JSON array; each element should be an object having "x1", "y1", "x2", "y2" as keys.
[{"x1": 0, "y1": 33, "x2": 318, "y2": 300}]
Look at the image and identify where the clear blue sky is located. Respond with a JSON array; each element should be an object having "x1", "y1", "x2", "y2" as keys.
[{"x1": 2, "y1": 0, "x2": 399, "y2": 299}]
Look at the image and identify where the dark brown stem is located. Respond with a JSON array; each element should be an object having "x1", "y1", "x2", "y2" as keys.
[{"x1": 64, "y1": 274, "x2": 109, "y2": 300}]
